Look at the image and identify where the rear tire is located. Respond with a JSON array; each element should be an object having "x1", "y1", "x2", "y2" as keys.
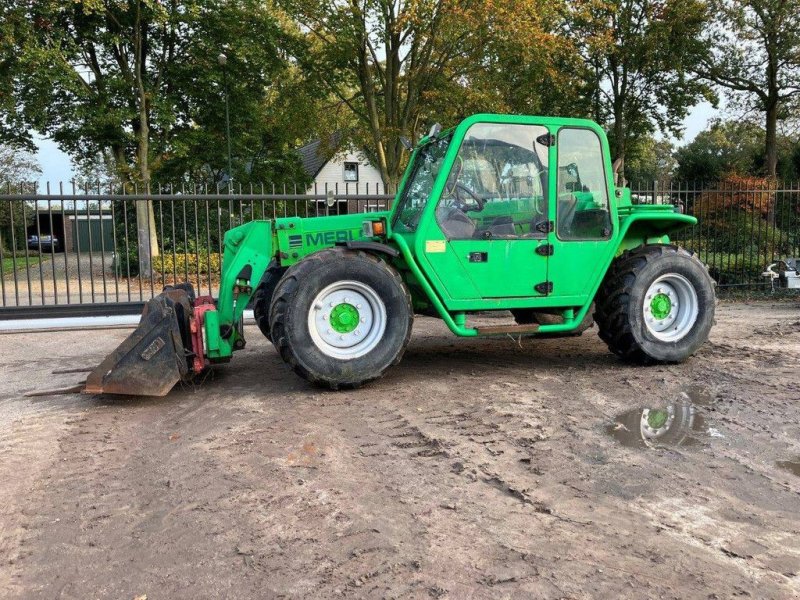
[
  {"x1": 594, "y1": 244, "x2": 715, "y2": 364},
  {"x1": 269, "y1": 248, "x2": 413, "y2": 389}
]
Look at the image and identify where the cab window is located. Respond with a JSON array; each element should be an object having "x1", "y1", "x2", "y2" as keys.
[
  {"x1": 556, "y1": 128, "x2": 612, "y2": 240},
  {"x1": 393, "y1": 135, "x2": 451, "y2": 233},
  {"x1": 436, "y1": 123, "x2": 549, "y2": 239}
]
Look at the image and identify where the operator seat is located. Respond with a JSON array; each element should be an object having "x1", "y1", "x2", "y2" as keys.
[
  {"x1": 480, "y1": 216, "x2": 516, "y2": 238},
  {"x1": 557, "y1": 194, "x2": 578, "y2": 238},
  {"x1": 436, "y1": 205, "x2": 476, "y2": 239}
]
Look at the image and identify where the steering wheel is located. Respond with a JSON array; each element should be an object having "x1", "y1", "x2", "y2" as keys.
[{"x1": 452, "y1": 182, "x2": 485, "y2": 212}]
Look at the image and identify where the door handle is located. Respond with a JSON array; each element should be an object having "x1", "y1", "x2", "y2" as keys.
[{"x1": 468, "y1": 252, "x2": 488, "y2": 263}]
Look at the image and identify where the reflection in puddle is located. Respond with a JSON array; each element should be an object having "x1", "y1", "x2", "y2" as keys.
[
  {"x1": 607, "y1": 390, "x2": 713, "y2": 449},
  {"x1": 777, "y1": 458, "x2": 800, "y2": 477}
]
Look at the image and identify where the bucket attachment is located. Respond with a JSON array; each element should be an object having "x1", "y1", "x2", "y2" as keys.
[{"x1": 84, "y1": 289, "x2": 196, "y2": 397}]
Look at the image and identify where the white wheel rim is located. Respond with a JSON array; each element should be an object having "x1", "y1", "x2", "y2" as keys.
[
  {"x1": 643, "y1": 273, "x2": 699, "y2": 342},
  {"x1": 307, "y1": 280, "x2": 387, "y2": 360}
]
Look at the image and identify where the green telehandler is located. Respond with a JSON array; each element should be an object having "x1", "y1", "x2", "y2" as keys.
[{"x1": 85, "y1": 113, "x2": 715, "y2": 396}]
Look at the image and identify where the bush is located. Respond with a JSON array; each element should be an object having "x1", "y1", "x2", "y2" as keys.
[
  {"x1": 113, "y1": 249, "x2": 221, "y2": 280},
  {"x1": 696, "y1": 175, "x2": 792, "y2": 261},
  {"x1": 704, "y1": 212, "x2": 785, "y2": 255},
  {"x1": 156, "y1": 252, "x2": 221, "y2": 277}
]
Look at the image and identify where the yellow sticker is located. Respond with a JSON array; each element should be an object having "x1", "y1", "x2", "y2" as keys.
[{"x1": 425, "y1": 240, "x2": 446, "y2": 253}]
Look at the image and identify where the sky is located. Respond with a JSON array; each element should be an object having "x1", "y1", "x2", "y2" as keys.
[{"x1": 32, "y1": 102, "x2": 721, "y2": 188}]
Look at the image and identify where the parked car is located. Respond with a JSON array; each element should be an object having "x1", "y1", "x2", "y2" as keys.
[{"x1": 27, "y1": 234, "x2": 60, "y2": 252}]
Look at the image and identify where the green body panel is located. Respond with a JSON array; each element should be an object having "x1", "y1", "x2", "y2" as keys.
[
  {"x1": 274, "y1": 212, "x2": 391, "y2": 266},
  {"x1": 205, "y1": 220, "x2": 275, "y2": 359},
  {"x1": 206, "y1": 113, "x2": 698, "y2": 360},
  {"x1": 204, "y1": 212, "x2": 392, "y2": 360}
]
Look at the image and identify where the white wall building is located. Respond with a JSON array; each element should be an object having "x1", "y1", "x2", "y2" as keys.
[{"x1": 298, "y1": 136, "x2": 389, "y2": 214}]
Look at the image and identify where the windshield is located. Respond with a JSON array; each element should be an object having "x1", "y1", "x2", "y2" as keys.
[{"x1": 392, "y1": 134, "x2": 451, "y2": 232}]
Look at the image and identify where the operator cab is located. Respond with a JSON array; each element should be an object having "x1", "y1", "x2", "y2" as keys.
[{"x1": 393, "y1": 114, "x2": 617, "y2": 300}]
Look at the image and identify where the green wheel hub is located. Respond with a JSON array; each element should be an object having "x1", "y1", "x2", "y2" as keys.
[
  {"x1": 329, "y1": 302, "x2": 359, "y2": 334},
  {"x1": 649, "y1": 293, "x2": 672, "y2": 320},
  {"x1": 646, "y1": 409, "x2": 669, "y2": 430}
]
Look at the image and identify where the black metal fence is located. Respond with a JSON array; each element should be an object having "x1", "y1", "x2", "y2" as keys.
[
  {"x1": 0, "y1": 182, "x2": 393, "y2": 313},
  {"x1": 629, "y1": 180, "x2": 800, "y2": 288},
  {"x1": 0, "y1": 180, "x2": 798, "y2": 315}
]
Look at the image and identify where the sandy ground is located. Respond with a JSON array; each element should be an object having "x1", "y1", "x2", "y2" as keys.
[{"x1": 1, "y1": 302, "x2": 799, "y2": 599}]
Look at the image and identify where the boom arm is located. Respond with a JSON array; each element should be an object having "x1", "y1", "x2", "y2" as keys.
[{"x1": 205, "y1": 221, "x2": 275, "y2": 360}]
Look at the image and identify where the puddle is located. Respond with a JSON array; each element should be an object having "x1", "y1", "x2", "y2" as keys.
[
  {"x1": 681, "y1": 384, "x2": 717, "y2": 406},
  {"x1": 777, "y1": 458, "x2": 800, "y2": 477},
  {"x1": 607, "y1": 388, "x2": 716, "y2": 449}
]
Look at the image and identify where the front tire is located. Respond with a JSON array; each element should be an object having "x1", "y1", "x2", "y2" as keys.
[
  {"x1": 594, "y1": 245, "x2": 715, "y2": 364},
  {"x1": 252, "y1": 263, "x2": 286, "y2": 342},
  {"x1": 269, "y1": 248, "x2": 413, "y2": 389}
]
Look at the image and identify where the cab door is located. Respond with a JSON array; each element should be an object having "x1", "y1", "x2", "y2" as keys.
[
  {"x1": 422, "y1": 121, "x2": 553, "y2": 300},
  {"x1": 549, "y1": 126, "x2": 615, "y2": 300}
]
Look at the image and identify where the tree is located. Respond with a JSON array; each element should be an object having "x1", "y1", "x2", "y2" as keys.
[
  {"x1": 696, "y1": 0, "x2": 800, "y2": 177},
  {"x1": 675, "y1": 120, "x2": 760, "y2": 181},
  {"x1": 569, "y1": 0, "x2": 713, "y2": 182},
  {"x1": 624, "y1": 136, "x2": 677, "y2": 183},
  {"x1": 0, "y1": 5, "x2": 33, "y2": 149},
  {"x1": 0, "y1": 146, "x2": 41, "y2": 184},
  {"x1": 674, "y1": 119, "x2": 800, "y2": 181},
  {"x1": 0, "y1": 145, "x2": 41, "y2": 253},
  {"x1": 281, "y1": 0, "x2": 571, "y2": 188},
  {"x1": 4, "y1": 0, "x2": 310, "y2": 274},
  {"x1": 420, "y1": 1, "x2": 588, "y2": 125}
]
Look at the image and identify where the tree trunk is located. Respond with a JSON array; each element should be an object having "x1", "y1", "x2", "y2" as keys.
[
  {"x1": 765, "y1": 98, "x2": 778, "y2": 178},
  {"x1": 613, "y1": 114, "x2": 626, "y2": 186},
  {"x1": 133, "y1": 5, "x2": 158, "y2": 278}
]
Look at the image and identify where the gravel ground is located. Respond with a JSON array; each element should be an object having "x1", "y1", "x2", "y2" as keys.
[{"x1": 1, "y1": 301, "x2": 799, "y2": 599}]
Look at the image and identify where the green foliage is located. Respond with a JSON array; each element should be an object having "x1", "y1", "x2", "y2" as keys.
[
  {"x1": 5, "y1": 0, "x2": 321, "y2": 185},
  {"x1": 702, "y1": 251, "x2": 773, "y2": 286},
  {"x1": 697, "y1": 0, "x2": 800, "y2": 176},
  {"x1": 703, "y1": 211, "x2": 784, "y2": 256},
  {"x1": 280, "y1": 0, "x2": 583, "y2": 187},
  {"x1": 675, "y1": 120, "x2": 763, "y2": 181},
  {"x1": 624, "y1": 137, "x2": 677, "y2": 183},
  {"x1": 569, "y1": 0, "x2": 714, "y2": 178},
  {"x1": 157, "y1": 252, "x2": 221, "y2": 278},
  {"x1": 675, "y1": 120, "x2": 800, "y2": 181},
  {"x1": 0, "y1": 145, "x2": 41, "y2": 183}
]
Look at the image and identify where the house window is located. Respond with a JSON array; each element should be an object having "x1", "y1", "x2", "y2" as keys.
[{"x1": 343, "y1": 162, "x2": 359, "y2": 182}]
